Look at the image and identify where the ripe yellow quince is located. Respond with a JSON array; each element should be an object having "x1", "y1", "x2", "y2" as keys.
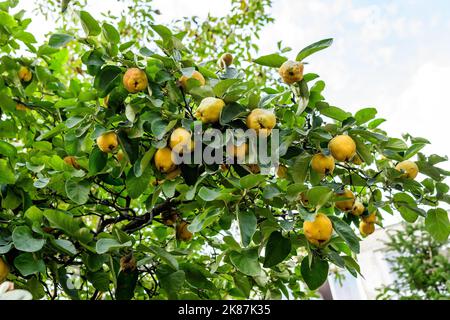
[
  {"x1": 18, "y1": 66, "x2": 32, "y2": 82},
  {"x1": 395, "y1": 160, "x2": 419, "y2": 179},
  {"x1": 303, "y1": 213, "x2": 333, "y2": 247},
  {"x1": 362, "y1": 212, "x2": 377, "y2": 223},
  {"x1": 311, "y1": 153, "x2": 335, "y2": 175},
  {"x1": 176, "y1": 220, "x2": 193, "y2": 241},
  {"x1": 195, "y1": 97, "x2": 225, "y2": 124},
  {"x1": 179, "y1": 70, "x2": 206, "y2": 90},
  {"x1": 218, "y1": 53, "x2": 233, "y2": 69},
  {"x1": 278, "y1": 60, "x2": 304, "y2": 84},
  {"x1": 351, "y1": 201, "x2": 365, "y2": 217},
  {"x1": 123, "y1": 68, "x2": 148, "y2": 93},
  {"x1": 154, "y1": 147, "x2": 176, "y2": 173},
  {"x1": 0, "y1": 257, "x2": 9, "y2": 282},
  {"x1": 64, "y1": 156, "x2": 81, "y2": 169},
  {"x1": 359, "y1": 221, "x2": 375, "y2": 237},
  {"x1": 170, "y1": 128, "x2": 194, "y2": 154},
  {"x1": 335, "y1": 189, "x2": 355, "y2": 212},
  {"x1": 96, "y1": 132, "x2": 119, "y2": 153},
  {"x1": 329, "y1": 135, "x2": 357, "y2": 162},
  {"x1": 246, "y1": 108, "x2": 276, "y2": 137}
]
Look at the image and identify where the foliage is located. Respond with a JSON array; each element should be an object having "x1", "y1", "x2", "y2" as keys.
[
  {"x1": 0, "y1": 0, "x2": 449, "y2": 300},
  {"x1": 377, "y1": 222, "x2": 450, "y2": 300}
]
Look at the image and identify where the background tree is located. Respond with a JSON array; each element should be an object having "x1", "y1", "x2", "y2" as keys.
[
  {"x1": 0, "y1": 0, "x2": 449, "y2": 300},
  {"x1": 377, "y1": 221, "x2": 450, "y2": 300}
]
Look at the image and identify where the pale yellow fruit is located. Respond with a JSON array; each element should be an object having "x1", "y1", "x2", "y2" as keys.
[
  {"x1": 18, "y1": 66, "x2": 32, "y2": 82},
  {"x1": 0, "y1": 257, "x2": 9, "y2": 282},
  {"x1": 117, "y1": 150, "x2": 125, "y2": 162},
  {"x1": 311, "y1": 153, "x2": 335, "y2": 175},
  {"x1": 303, "y1": 213, "x2": 333, "y2": 247},
  {"x1": 123, "y1": 68, "x2": 148, "y2": 93},
  {"x1": 395, "y1": 160, "x2": 419, "y2": 179},
  {"x1": 335, "y1": 189, "x2": 355, "y2": 212},
  {"x1": 246, "y1": 108, "x2": 276, "y2": 137},
  {"x1": 154, "y1": 147, "x2": 176, "y2": 173},
  {"x1": 63, "y1": 156, "x2": 81, "y2": 170},
  {"x1": 195, "y1": 97, "x2": 225, "y2": 123},
  {"x1": 96, "y1": 132, "x2": 119, "y2": 153},
  {"x1": 170, "y1": 128, "x2": 194, "y2": 154},
  {"x1": 179, "y1": 70, "x2": 205, "y2": 90},
  {"x1": 359, "y1": 221, "x2": 375, "y2": 237},
  {"x1": 329, "y1": 135, "x2": 357, "y2": 162},
  {"x1": 362, "y1": 212, "x2": 377, "y2": 224},
  {"x1": 176, "y1": 221, "x2": 193, "y2": 241},
  {"x1": 278, "y1": 60, "x2": 304, "y2": 84},
  {"x1": 227, "y1": 143, "x2": 248, "y2": 162},
  {"x1": 351, "y1": 201, "x2": 365, "y2": 217}
]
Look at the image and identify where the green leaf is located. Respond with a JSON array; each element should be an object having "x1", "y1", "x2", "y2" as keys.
[
  {"x1": 48, "y1": 33, "x2": 74, "y2": 48},
  {"x1": 253, "y1": 53, "x2": 287, "y2": 68},
  {"x1": 0, "y1": 159, "x2": 15, "y2": 184},
  {"x1": 95, "y1": 238, "x2": 132, "y2": 254},
  {"x1": 189, "y1": 207, "x2": 222, "y2": 233},
  {"x1": 89, "y1": 147, "x2": 107, "y2": 175},
  {"x1": 87, "y1": 271, "x2": 111, "y2": 292},
  {"x1": 65, "y1": 179, "x2": 91, "y2": 205},
  {"x1": 240, "y1": 174, "x2": 266, "y2": 189},
  {"x1": 229, "y1": 248, "x2": 261, "y2": 276},
  {"x1": 52, "y1": 239, "x2": 77, "y2": 256},
  {"x1": 307, "y1": 186, "x2": 333, "y2": 208},
  {"x1": 328, "y1": 216, "x2": 360, "y2": 254},
  {"x1": 263, "y1": 231, "x2": 291, "y2": 268},
  {"x1": 198, "y1": 187, "x2": 221, "y2": 201},
  {"x1": 300, "y1": 255, "x2": 329, "y2": 290},
  {"x1": 384, "y1": 138, "x2": 408, "y2": 151},
  {"x1": 79, "y1": 11, "x2": 101, "y2": 36},
  {"x1": 14, "y1": 253, "x2": 46, "y2": 277},
  {"x1": 125, "y1": 165, "x2": 152, "y2": 199},
  {"x1": 102, "y1": 23, "x2": 120, "y2": 44},
  {"x1": 355, "y1": 108, "x2": 377, "y2": 125},
  {"x1": 319, "y1": 106, "x2": 351, "y2": 122},
  {"x1": 12, "y1": 226, "x2": 45, "y2": 253},
  {"x1": 156, "y1": 268, "x2": 185, "y2": 300},
  {"x1": 291, "y1": 154, "x2": 312, "y2": 184},
  {"x1": 115, "y1": 269, "x2": 138, "y2": 300},
  {"x1": 0, "y1": 141, "x2": 17, "y2": 158},
  {"x1": 296, "y1": 38, "x2": 333, "y2": 62},
  {"x1": 393, "y1": 193, "x2": 419, "y2": 223},
  {"x1": 238, "y1": 210, "x2": 257, "y2": 247},
  {"x1": 150, "y1": 24, "x2": 173, "y2": 41},
  {"x1": 94, "y1": 65, "x2": 122, "y2": 97},
  {"x1": 219, "y1": 102, "x2": 246, "y2": 125},
  {"x1": 425, "y1": 208, "x2": 450, "y2": 242},
  {"x1": 214, "y1": 79, "x2": 241, "y2": 97},
  {"x1": 146, "y1": 245, "x2": 179, "y2": 270}
]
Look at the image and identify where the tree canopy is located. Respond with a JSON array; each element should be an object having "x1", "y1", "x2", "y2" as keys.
[{"x1": 0, "y1": 0, "x2": 449, "y2": 300}]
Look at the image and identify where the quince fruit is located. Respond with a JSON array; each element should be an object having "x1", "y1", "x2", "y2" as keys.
[
  {"x1": 303, "y1": 213, "x2": 333, "y2": 247},
  {"x1": 278, "y1": 60, "x2": 304, "y2": 84},
  {"x1": 179, "y1": 70, "x2": 205, "y2": 90},
  {"x1": 154, "y1": 147, "x2": 176, "y2": 173},
  {"x1": 246, "y1": 108, "x2": 276, "y2": 137},
  {"x1": 329, "y1": 135, "x2": 357, "y2": 162},
  {"x1": 170, "y1": 128, "x2": 194, "y2": 154},
  {"x1": 18, "y1": 66, "x2": 32, "y2": 82},
  {"x1": 311, "y1": 153, "x2": 335, "y2": 175},
  {"x1": 395, "y1": 160, "x2": 419, "y2": 179},
  {"x1": 96, "y1": 132, "x2": 119, "y2": 153},
  {"x1": 195, "y1": 97, "x2": 225, "y2": 124},
  {"x1": 335, "y1": 189, "x2": 355, "y2": 212},
  {"x1": 123, "y1": 68, "x2": 148, "y2": 93}
]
